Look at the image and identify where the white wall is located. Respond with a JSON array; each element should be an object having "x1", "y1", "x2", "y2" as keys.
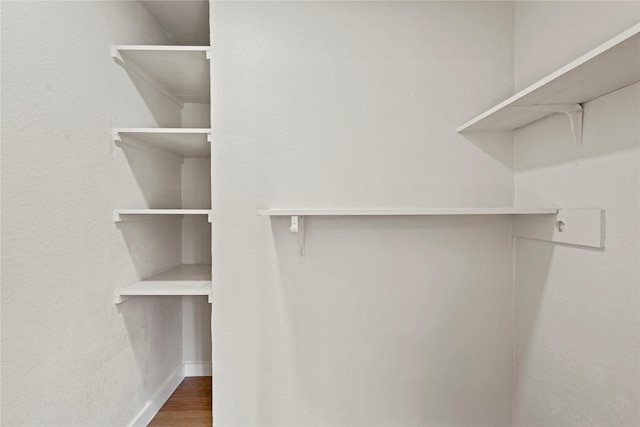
[
  {"x1": 211, "y1": 2, "x2": 515, "y2": 425},
  {"x1": 514, "y1": 1, "x2": 640, "y2": 90},
  {"x1": 1, "y1": 2, "x2": 186, "y2": 425},
  {"x1": 182, "y1": 102, "x2": 211, "y2": 128},
  {"x1": 181, "y1": 158, "x2": 212, "y2": 263},
  {"x1": 513, "y1": 2, "x2": 640, "y2": 425}
]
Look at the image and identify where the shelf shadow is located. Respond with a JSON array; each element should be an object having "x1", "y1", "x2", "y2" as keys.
[
  {"x1": 267, "y1": 214, "x2": 517, "y2": 423},
  {"x1": 116, "y1": 142, "x2": 183, "y2": 209}
]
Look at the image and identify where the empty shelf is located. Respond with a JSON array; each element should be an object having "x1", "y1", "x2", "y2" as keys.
[
  {"x1": 114, "y1": 264, "x2": 212, "y2": 304},
  {"x1": 113, "y1": 209, "x2": 212, "y2": 222},
  {"x1": 113, "y1": 128, "x2": 211, "y2": 158},
  {"x1": 112, "y1": 45, "x2": 210, "y2": 106},
  {"x1": 258, "y1": 208, "x2": 558, "y2": 216},
  {"x1": 457, "y1": 24, "x2": 640, "y2": 132},
  {"x1": 260, "y1": 208, "x2": 603, "y2": 250}
]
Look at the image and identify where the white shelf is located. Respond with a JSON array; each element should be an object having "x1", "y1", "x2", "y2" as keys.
[
  {"x1": 259, "y1": 208, "x2": 603, "y2": 251},
  {"x1": 114, "y1": 264, "x2": 212, "y2": 304},
  {"x1": 113, "y1": 128, "x2": 211, "y2": 159},
  {"x1": 112, "y1": 45, "x2": 210, "y2": 106},
  {"x1": 457, "y1": 24, "x2": 640, "y2": 132},
  {"x1": 113, "y1": 209, "x2": 212, "y2": 222},
  {"x1": 258, "y1": 208, "x2": 558, "y2": 216}
]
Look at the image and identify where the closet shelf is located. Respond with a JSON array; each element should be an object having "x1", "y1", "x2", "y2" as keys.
[
  {"x1": 113, "y1": 209, "x2": 212, "y2": 223},
  {"x1": 114, "y1": 264, "x2": 212, "y2": 304},
  {"x1": 457, "y1": 23, "x2": 640, "y2": 133},
  {"x1": 259, "y1": 208, "x2": 604, "y2": 257},
  {"x1": 258, "y1": 208, "x2": 558, "y2": 216},
  {"x1": 113, "y1": 128, "x2": 211, "y2": 159},
  {"x1": 112, "y1": 45, "x2": 210, "y2": 106}
]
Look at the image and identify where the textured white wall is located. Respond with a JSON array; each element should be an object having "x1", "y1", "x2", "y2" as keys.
[
  {"x1": 211, "y1": 2, "x2": 515, "y2": 425},
  {"x1": 513, "y1": 3, "x2": 640, "y2": 424},
  {"x1": 1, "y1": 1, "x2": 186, "y2": 425}
]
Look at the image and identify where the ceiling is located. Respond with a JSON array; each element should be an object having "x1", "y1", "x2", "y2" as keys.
[{"x1": 140, "y1": 1, "x2": 209, "y2": 46}]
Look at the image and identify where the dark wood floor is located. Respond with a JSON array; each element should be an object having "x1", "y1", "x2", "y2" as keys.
[{"x1": 148, "y1": 376, "x2": 212, "y2": 426}]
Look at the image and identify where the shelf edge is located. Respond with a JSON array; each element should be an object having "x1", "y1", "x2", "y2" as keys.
[
  {"x1": 257, "y1": 208, "x2": 559, "y2": 216},
  {"x1": 113, "y1": 209, "x2": 212, "y2": 222}
]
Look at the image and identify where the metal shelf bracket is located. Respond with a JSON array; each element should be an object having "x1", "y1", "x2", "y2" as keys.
[
  {"x1": 514, "y1": 104, "x2": 583, "y2": 150},
  {"x1": 289, "y1": 216, "x2": 305, "y2": 263}
]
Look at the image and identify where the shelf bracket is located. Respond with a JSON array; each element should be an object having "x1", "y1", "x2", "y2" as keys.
[
  {"x1": 289, "y1": 216, "x2": 305, "y2": 263},
  {"x1": 513, "y1": 104, "x2": 583, "y2": 150},
  {"x1": 114, "y1": 292, "x2": 126, "y2": 304}
]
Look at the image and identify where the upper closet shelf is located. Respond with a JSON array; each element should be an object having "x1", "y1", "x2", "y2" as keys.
[
  {"x1": 457, "y1": 24, "x2": 640, "y2": 133},
  {"x1": 113, "y1": 128, "x2": 211, "y2": 159},
  {"x1": 258, "y1": 208, "x2": 558, "y2": 216},
  {"x1": 113, "y1": 209, "x2": 212, "y2": 223},
  {"x1": 112, "y1": 45, "x2": 210, "y2": 107}
]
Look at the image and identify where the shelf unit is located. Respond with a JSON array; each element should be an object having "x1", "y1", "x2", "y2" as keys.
[
  {"x1": 112, "y1": 39, "x2": 213, "y2": 305},
  {"x1": 114, "y1": 264, "x2": 212, "y2": 304},
  {"x1": 457, "y1": 23, "x2": 640, "y2": 146},
  {"x1": 256, "y1": 27, "x2": 635, "y2": 253},
  {"x1": 111, "y1": 2, "x2": 214, "y2": 423},
  {"x1": 113, "y1": 128, "x2": 211, "y2": 159},
  {"x1": 112, "y1": 45, "x2": 211, "y2": 106}
]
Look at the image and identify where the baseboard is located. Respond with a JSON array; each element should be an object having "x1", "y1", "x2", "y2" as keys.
[
  {"x1": 127, "y1": 362, "x2": 213, "y2": 427},
  {"x1": 128, "y1": 365, "x2": 185, "y2": 427},
  {"x1": 183, "y1": 361, "x2": 212, "y2": 376}
]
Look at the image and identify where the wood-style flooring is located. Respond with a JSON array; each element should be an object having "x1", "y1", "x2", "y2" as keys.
[{"x1": 148, "y1": 376, "x2": 212, "y2": 426}]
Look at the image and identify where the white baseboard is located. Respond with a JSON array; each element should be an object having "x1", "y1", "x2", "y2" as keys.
[
  {"x1": 127, "y1": 362, "x2": 212, "y2": 427},
  {"x1": 128, "y1": 365, "x2": 184, "y2": 427},
  {"x1": 183, "y1": 361, "x2": 212, "y2": 376}
]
